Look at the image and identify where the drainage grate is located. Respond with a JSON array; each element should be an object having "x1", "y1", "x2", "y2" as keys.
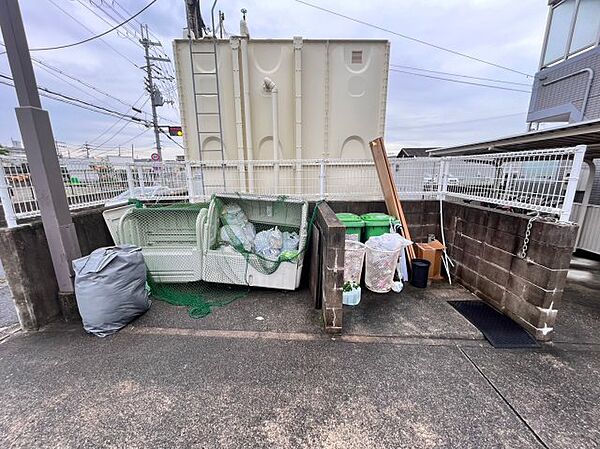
[{"x1": 449, "y1": 301, "x2": 539, "y2": 349}]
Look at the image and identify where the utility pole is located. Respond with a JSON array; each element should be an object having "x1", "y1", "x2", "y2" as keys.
[
  {"x1": 0, "y1": 0, "x2": 81, "y2": 319},
  {"x1": 140, "y1": 24, "x2": 171, "y2": 161},
  {"x1": 131, "y1": 144, "x2": 135, "y2": 160},
  {"x1": 84, "y1": 142, "x2": 90, "y2": 158}
]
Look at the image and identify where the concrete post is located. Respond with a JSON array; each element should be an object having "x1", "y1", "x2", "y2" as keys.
[
  {"x1": 0, "y1": 0, "x2": 81, "y2": 310},
  {"x1": 0, "y1": 162, "x2": 18, "y2": 228}
]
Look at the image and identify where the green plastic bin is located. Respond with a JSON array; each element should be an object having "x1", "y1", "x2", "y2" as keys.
[
  {"x1": 361, "y1": 213, "x2": 400, "y2": 241},
  {"x1": 336, "y1": 213, "x2": 365, "y2": 240}
]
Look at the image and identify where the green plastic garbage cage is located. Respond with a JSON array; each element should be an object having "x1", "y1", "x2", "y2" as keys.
[
  {"x1": 336, "y1": 213, "x2": 365, "y2": 241},
  {"x1": 361, "y1": 213, "x2": 400, "y2": 241}
]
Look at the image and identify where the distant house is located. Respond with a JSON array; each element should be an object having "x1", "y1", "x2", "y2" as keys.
[{"x1": 396, "y1": 147, "x2": 437, "y2": 158}]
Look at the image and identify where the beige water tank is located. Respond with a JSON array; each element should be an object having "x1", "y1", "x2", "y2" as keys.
[{"x1": 173, "y1": 37, "x2": 390, "y2": 162}]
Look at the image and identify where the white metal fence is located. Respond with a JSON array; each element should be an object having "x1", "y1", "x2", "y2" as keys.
[
  {"x1": 0, "y1": 146, "x2": 585, "y2": 227},
  {"x1": 571, "y1": 203, "x2": 600, "y2": 254}
]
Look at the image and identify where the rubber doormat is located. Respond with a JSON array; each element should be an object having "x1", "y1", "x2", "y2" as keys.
[{"x1": 448, "y1": 301, "x2": 539, "y2": 348}]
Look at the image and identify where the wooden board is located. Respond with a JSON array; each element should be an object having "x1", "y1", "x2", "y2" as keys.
[{"x1": 369, "y1": 137, "x2": 416, "y2": 260}]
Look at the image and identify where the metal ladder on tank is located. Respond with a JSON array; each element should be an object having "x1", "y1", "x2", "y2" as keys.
[{"x1": 188, "y1": 1, "x2": 227, "y2": 196}]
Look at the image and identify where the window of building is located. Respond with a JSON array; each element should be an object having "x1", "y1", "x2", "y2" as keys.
[
  {"x1": 543, "y1": 0, "x2": 576, "y2": 66},
  {"x1": 570, "y1": 0, "x2": 600, "y2": 53},
  {"x1": 542, "y1": 0, "x2": 600, "y2": 67}
]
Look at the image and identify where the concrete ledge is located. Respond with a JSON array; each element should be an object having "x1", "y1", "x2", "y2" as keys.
[{"x1": 0, "y1": 207, "x2": 113, "y2": 330}]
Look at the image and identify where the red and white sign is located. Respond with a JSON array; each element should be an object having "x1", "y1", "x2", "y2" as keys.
[{"x1": 150, "y1": 152, "x2": 161, "y2": 161}]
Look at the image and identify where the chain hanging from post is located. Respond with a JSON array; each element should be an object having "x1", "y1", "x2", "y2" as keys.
[{"x1": 518, "y1": 213, "x2": 559, "y2": 259}]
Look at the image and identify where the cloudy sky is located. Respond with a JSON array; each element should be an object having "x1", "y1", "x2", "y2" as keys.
[{"x1": 0, "y1": 0, "x2": 548, "y2": 159}]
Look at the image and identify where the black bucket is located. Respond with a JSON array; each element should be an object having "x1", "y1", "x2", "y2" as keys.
[{"x1": 411, "y1": 259, "x2": 431, "y2": 288}]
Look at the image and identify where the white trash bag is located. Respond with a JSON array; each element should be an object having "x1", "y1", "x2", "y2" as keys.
[
  {"x1": 364, "y1": 233, "x2": 412, "y2": 293},
  {"x1": 254, "y1": 227, "x2": 283, "y2": 261},
  {"x1": 282, "y1": 231, "x2": 300, "y2": 251},
  {"x1": 344, "y1": 240, "x2": 366, "y2": 283},
  {"x1": 220, "y1": 222, "x2": 256, "y2": 252}
]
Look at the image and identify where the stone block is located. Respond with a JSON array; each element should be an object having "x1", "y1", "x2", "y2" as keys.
[
  {"x1": 529, "y1": 221, "x2": 578, "y2": 248},
  {"x1": 476, "y1": 276, "x2": 506, "y2": 308},
  {"x1": 456, "y1": 263, "x2": 478, "y2": 289},
  {"x1": 485, "y1": 228, "x2": 517, "y2": 254},
  {"x1": 463, "y1": 235, "x2": 484, "y2": 257},
  {"x1": 465, "y1": 206, "x2": 489, "y2": 227},
  {"x1": 322, "y1": 307, "x2": 342, "y2": 334},
  {"x1": 506, "y1": 274, "x2": 563, "y2": 308},
  {"x1": 465, "y1": 222, "x2": 488, "y2": 242},
  {"x1": 509, "y1": 258, "x2": 569, "y2": 291},
  {"x1": 478, "y1": 259, "x2": 510, "y2": 286},
  {"x1": 481, "y1": 243, "x2": 513, "y2": 270},
  {"x1": 524, "y1": 241, "x2": 573, "y2": 270},
  {"x1": 502, "y1": 291, "x2": 550, "y2": 328},
  {"x1": 461, "y1": 251, "x2": 481, "y2": 272}
]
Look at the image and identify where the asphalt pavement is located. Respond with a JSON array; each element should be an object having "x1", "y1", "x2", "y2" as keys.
[{"x1": 0, "y1": 257, "x2": 598, "y2": 448}]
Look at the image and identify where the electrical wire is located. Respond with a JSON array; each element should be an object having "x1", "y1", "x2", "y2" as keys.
[
  {"x1": 0, "y1": 73, "x2": 152, "y2": 124},
  {"x1": 387, "y1": 112, "x2": 526, "y2": 131},
  {"x1": 30, "y1": 0, "x2": 159, "y2": 52},
  {"x1": 42, "y1": 0, "x2": 138, "y2": 67},
  {"x1": 0, "y1": 78, "x2": 146, "y2": 124},
  {"x1": 389, "y1": 64, "x2": 532, "y2": 87},
  {"x1": 88, "y1": 94, "x2": 149, "y2": 145},
  {"x1": 293, "y1": 0, "x2": 533, "y2": 78},
  {"x1": 158, "y1": 128, "x2": 185, "y2": 150},
  {"x1": 389, "y1": 68, "x2": 532, "y2": 93}
]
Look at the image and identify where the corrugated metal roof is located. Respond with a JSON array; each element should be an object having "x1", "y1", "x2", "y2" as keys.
[{"x1": 428, "y1": 118, "x2": 600, "y2": 158}]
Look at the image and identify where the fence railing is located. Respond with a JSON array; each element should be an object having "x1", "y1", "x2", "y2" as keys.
[{"x1": 0, "y1": 146, "x2": 585, "y2": 227}]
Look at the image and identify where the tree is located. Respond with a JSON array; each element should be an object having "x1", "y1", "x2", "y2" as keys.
[{"x1": 0, "y1": 145, "x2": 8, "y2": 156}]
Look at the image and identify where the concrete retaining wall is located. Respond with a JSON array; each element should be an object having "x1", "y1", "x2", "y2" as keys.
[
  {"x1": 328, "y1": 200, "x2": 440, "y2": 243},
  {"x1": 442, "y1": 201, "x2": 577, "y2": 341},
  {"x1": 0, "y1": 207, "x2": 113, "y2": 330}
]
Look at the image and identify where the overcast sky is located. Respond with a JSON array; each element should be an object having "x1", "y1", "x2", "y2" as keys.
[{"x1": 0, "y1": 0, "x2": 548, "y2": 159}]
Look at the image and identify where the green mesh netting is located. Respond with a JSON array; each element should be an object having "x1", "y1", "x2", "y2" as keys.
[
  {"x1": 147, "y1": 276, "x2": 249, "y2": 318},
  {"x1": 117, "y1": 196, "x2": 318, "y2": 319},
  {"x1": 213, "y1": 195, "x2": 312, "y2": 276}
]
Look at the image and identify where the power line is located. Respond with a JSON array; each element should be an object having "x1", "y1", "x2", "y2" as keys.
[
  {"x1": 158, "y1": 128, "x2": 184, "y2": 150},
  {"x1": 389, "y1": 68, "x2": 532, "y2": 93},
  {"x1": 31, "y1": 0, "x2": 159, "y2": 52},
  {"x1": 389, "y1": 64, "x2": 532, "y2": 87},
  {"x1": 73, "y1": 0, "x2": 143, "y2": 50},
  {"x1": 0, "y1": 73, "x2": 152, "y2": 124},
  {"x1": 43, "y1": 0, "x2": 138, "y2": 67},
  {"x1": 294, "y1": 0, "x2": 533, "y2": 78},
  {"x1": 0, "y1": 78, "x2": 143, "y2": 123},
  {"x1": 88, "y1": 93, "x2": 148, "y2": 145},
  {"x1": 387, "y1": 112, "x2": 526, "y2": 130}
]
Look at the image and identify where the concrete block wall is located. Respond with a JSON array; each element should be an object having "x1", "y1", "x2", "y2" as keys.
[
  {"x1": 327, "y1": 200, "x2": 441, "y2": 243},
  {"x1": 442, "y1": 201, "x2": 578, "y2": 341},
  {"x1": 315, "y1": 202, "x2": 345, "y2": 333},
  {"x1": 0, "y1": 207, "x2": 114, "y2": 330}
]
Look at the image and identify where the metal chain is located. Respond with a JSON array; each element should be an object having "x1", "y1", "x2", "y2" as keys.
[
  {"x1": 518, "y1": 213, "x2": 539, "y2": 259},
  {"x1": 518, "y1": 213, "x2": 561, "y2": 259}
]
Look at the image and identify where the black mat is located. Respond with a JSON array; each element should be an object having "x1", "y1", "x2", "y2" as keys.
[{"x1": 449, "y1": 301, "x2": 540, "y2": 348}]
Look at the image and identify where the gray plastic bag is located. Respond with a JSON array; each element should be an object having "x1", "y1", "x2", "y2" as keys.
[{"x1": 73, "y1": 245, "x2": 150, "y2": 337}]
